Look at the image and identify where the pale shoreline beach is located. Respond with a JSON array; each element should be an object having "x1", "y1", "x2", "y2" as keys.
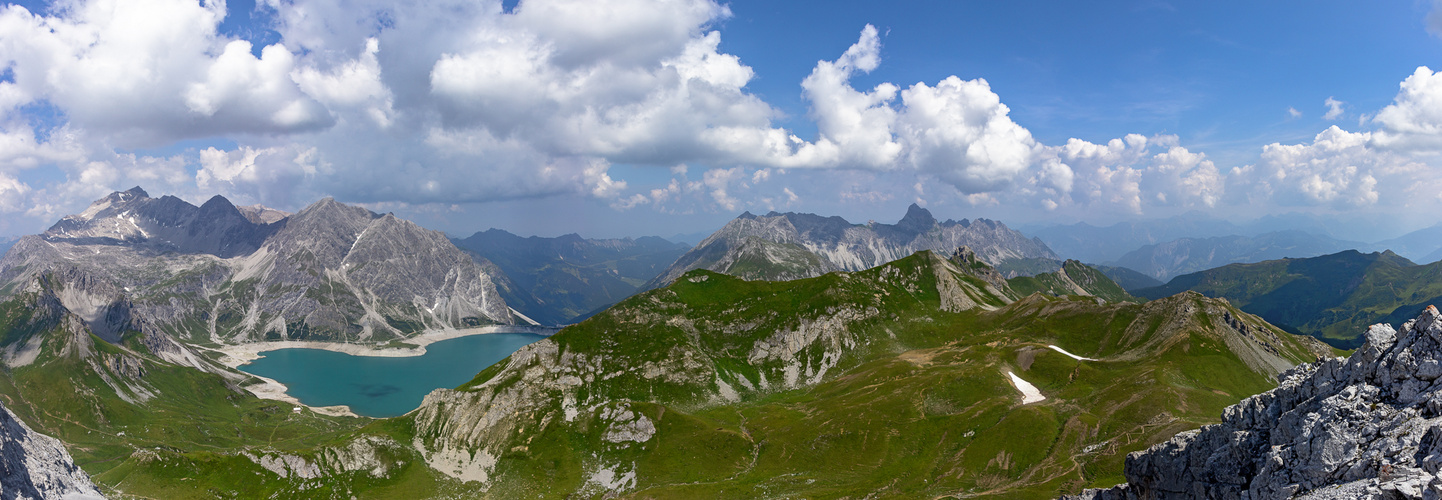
[{"x1": 201, "y1": 325, "x2": 558, "y2": 418}]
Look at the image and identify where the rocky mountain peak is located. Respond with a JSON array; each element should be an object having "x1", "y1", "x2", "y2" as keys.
[
  {"x1": 198, "y1": 193, "x2": 237, "y2": 212},
  {"x1": 895, "y1": 203, "x2": 937, "y2": 233},
  {"x1": 950, "y1": 245, "x2": 982, "y2": 265},
  {"x1": 1069, "y1": 304, "x2": 1442, "y2": 499},
  {"x1": 38, "y1": 188, "x2": 276, "y2": 258},
  {"x1": 647, "y1": 207, "x2": 1060, "y2": 289},
  {"x1": 62, "y1": 187, "x2": 152, "y2": 226},
  {"x1": 946, "y1": 246, "x2": 1009, "y2": 291}
]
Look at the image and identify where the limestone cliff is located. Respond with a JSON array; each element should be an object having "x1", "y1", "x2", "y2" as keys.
[{"x1": 0, "y1": 400, "x2": 104, "y2": 500}]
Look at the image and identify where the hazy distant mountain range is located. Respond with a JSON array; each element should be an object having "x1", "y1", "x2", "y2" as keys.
[
  {"x1": 451, "y1": 229, "x2": 690, "y2": 325},
  {"x1": 1023, "y1": 213, "x2": 1442, "y2": 289},
  {"x1": 645, "y1": 203, "x2": 1061, "y2": 288},
  {"x1": 1025, "y1": 211, "x2": 1429, "y2": 263},
  {"x1": 1109, "y1": 230, "x2": 1367, "y2": 282},
  {"x1": 1371, "y1": 223, "x2": 1442, "y2": 263},
  {"x1": 1023, "y1": 213, "x2": 1336, "y2": 265}
]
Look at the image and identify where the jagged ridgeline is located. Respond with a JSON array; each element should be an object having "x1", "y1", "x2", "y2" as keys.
[
  {"x1": 643, "y1": 203, "x2": 1062, "y2": 289},
  {"x1": 0, "y1": 187, "x2": 515, "y2": 345},
  {"x1": 401, "y1": 250, "x2": 1330, "y2": 498}
]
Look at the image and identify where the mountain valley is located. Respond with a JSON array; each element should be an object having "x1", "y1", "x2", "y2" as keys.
[
  {"x1": 0, "y1": 188, "x2": 1434, "y2": 499},
  {"x1": 451, "y1": 229, "x2": 690, "y2": 325}
]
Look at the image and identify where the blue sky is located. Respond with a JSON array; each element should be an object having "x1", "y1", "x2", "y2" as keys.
[
  {"x1": 0, "y1": 0, "x2": 1440, "y2": 240},
  {"x1": 721, "y1": 1, "x2": 1441, "y2": 159}
]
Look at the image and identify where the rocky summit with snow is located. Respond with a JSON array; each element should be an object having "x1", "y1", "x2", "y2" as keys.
[
  {"x1": 0, "y1": 400, "x2": 103, "y2": 500},
  {"x1": 1066, "y1": 305, "x2": 1442, "y2": 500}
]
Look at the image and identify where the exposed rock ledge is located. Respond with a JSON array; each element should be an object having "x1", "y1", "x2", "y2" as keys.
[
  {"x1": 1065, "y1": 306, "x2": 1442, "y2": 500},
  {"x1": 0, "y1": 400, "x2": 104, "y2": 499}
]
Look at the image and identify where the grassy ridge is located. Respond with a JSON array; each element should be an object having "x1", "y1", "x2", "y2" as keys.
[
  {"x1": 1134, "y1": 250, "x2": 1438, "y2": 347},
  {"x1": 412, "y1": 252, "x2": 1326, "y2": 498},
  {"x1": 1008, "y1": 260, "x2": 1137, "y2": 304}
]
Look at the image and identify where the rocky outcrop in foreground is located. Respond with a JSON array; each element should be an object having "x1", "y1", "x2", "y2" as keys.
[
  {"x1": 1067, "y1": 306, "x2": 1442, "y2": 499},
  {"x1": 0, "y1": 400, "x2": 103, "y2": 500}
]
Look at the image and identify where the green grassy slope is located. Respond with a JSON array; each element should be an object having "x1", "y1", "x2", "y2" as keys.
[
  {"x1": 0, "y1": 251, "x2": 1331, "y2": 499},
  {"x1": 1092, "y1": 265, "x2": 1164, "y2": 291},
  {"x1": 404, "y1": 251, "x2": 1327, "y2": 498},
  {"x1": 1134, "y1": 250, "x2": 1434, "y2": 347}
]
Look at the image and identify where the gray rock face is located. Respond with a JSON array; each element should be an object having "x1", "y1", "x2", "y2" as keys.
[
  {"x1": 0, "y1": 189, "x2": 513, "y2": 348},
  {"x1": 234, "y1": 202, "x2": 513, "y2": 340},
  {"x1": 1065, "y1": 306, "x2": 1442, "y2": 500},
  {"x1": 646, "y1": 204, "x2": 1058, "y2": 288},
  {"x1": 0, "y1": 400, "x2": 104, "y2": 500}
]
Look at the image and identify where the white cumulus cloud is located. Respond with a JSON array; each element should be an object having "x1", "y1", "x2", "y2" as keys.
[
  {"x1": 1324, "y1": 97, "x2": 1345, "y2": 120},
  {"x1": 0, "y1": 0, "x2": 331, "y2": 144}
]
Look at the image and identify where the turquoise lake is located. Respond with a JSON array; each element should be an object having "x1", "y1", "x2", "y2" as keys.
[{"x1": 238, "y1": 331, "x2": 549, "y2": 418}]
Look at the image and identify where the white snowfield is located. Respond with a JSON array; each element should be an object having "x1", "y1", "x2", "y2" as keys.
[
  {"x1": 1007, "y1": 371, "x2": 1045, "y2": 404},
  {"x1": 1047, "y1": 345, "x2": 1099, "y2": 361}
]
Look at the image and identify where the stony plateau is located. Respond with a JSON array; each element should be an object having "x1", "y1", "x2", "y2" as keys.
[
  {"x1": 644, "y1": 203, "x2": 1060, "y2": 289},
  {"x1": 1066, "y1": 304, "x2": 1442, "y2": 499}
]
